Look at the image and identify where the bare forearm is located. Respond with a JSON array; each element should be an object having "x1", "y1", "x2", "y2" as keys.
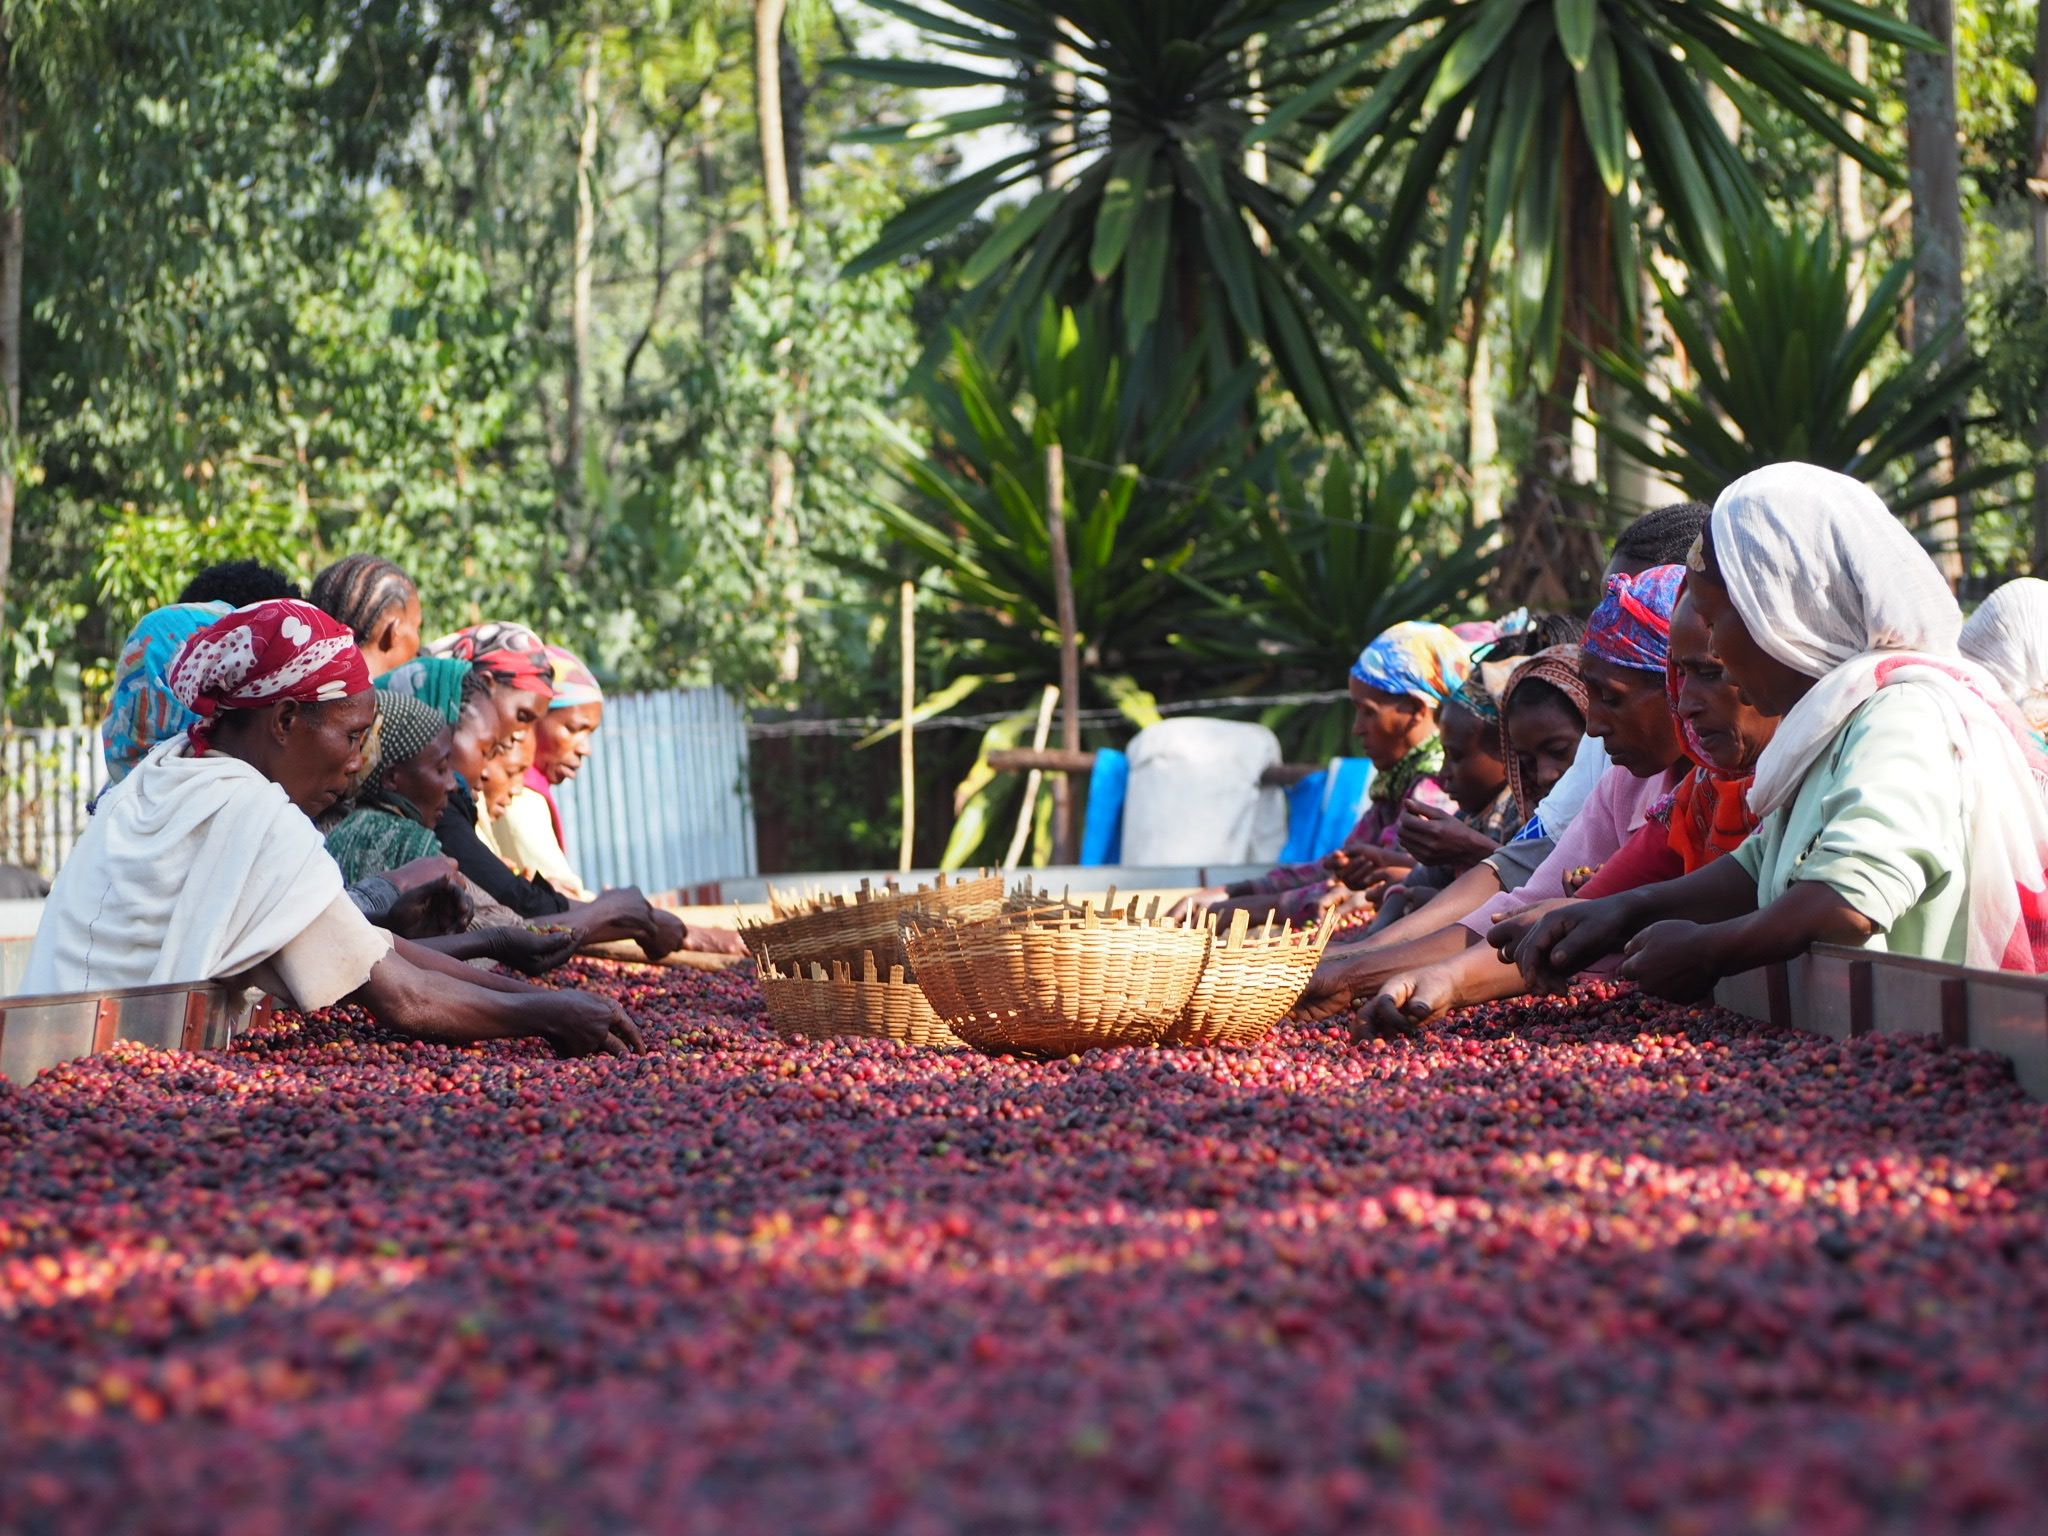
[
  {"x1": 1340, "y1": 862, "x2": 1501, "y2": 953},
  {"x1": 393, "y1": 936, "x2": 546, "y2": 997},
  {"x1": 1608, "y1": 857, "x2": 1759, "y2": 940},
  {"x1": 1692, "y1": 881, "x2": 1877, "y2": 975},
  {"x1": 353, "y1": 952, "x2": 545, "y2": 1042}
]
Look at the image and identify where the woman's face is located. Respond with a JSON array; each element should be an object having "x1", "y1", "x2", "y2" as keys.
[
  {"x1": 451, "y1": 702, "x2": 495, "y2": 784},
  {"x1": 273, "y1": 691, "x2": 379, "y2": 817},
  {"x1": 1437, "y1": 700, "x2": 1507, "y2": 815},
  {"x1": 1348, "y1": 677, "x2": 1431, "y2": 770},
  {"x1": 1688, "y1": 536, "x2": 1814, "y2": 718},
  {"x1": 535, "y1": 701, "x2": 604, "y2": 785},
  {"x1": 1670, "y1": 591, "x2": 1777, "y2": 773},
  {"x1": 1504, "y1": 695, "x2": 1584, "y2": 807},
  {"x1": 385, "y1": 726, "x2": 457, "y2": 826},
  {"x1": 361, "y1": 590, "x2": 423, "y2": 678},
  {"x1": 495, "y1": 687, "x2": 550, "y2": 747},
  {"x1": 1579, "y1": 653, "x2": 1686, "y2": 778}
]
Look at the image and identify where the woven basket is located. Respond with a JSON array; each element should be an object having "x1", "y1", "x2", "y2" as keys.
[
  {"x1": 741, "y1": 872, "x2": 1004, "y2": 973},
  {"x1": 904, "y1": 901, "x2": 1210, "y2": 1057},
  {"x1": 1162, "y1": 907, "x2": 1338, "y2": 1048},
  {"x1": 758, "y1": 951, "x2": 965, "y2": 1049}
]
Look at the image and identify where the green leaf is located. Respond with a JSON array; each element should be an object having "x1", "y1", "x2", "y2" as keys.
[
  {"x1": 824, "y1": 57, "x2": 1015, "y2": 90},
  {"x1": 1089, "y1": 144, "x2": 1153, "y2": 281},
  {"x1": 1575, "y1": 26, "x2": 1627, "y2": 196},
  {"x1": 1556, "y1": 0, "x2": 1598, "y2": 70},
  {"x1": 1425, "y1": 0, "x2": 1533, "y2": 114},
  {"x1": 854, "y1": 673, "x2": 990, "y2": 749},
  {"x1": 960, "y1": 188, "x2": 1067, "y2": 288}
]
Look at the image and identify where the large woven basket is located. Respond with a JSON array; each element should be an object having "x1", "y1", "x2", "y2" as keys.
[
  {"x1": 758, "y1": 951, "x2": 965, "y2": 1049},
  {"x1": 1162, "y1": 907, "x2": 1339, "y2": 1048},
  {"x1": 741, "y1": 872, "x2": 1004, "y2": 973},
  {"x1": 904, "y1": 901, "x2": 1210, "y2": 1057}
]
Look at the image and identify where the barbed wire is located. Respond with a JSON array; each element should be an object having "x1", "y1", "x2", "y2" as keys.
[{"x1": 747, "y1": 688, "x2": 1351, "y2": 739}]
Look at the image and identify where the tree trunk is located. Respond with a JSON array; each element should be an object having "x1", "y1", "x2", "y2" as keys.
[
  {"x1": 1840, "y1": 29, "x2": 1872, "y2": 309},
  {"x1": 755, "y1": 0, "x2": 799, "y2": 683},
  {"x1": 778, "y1": 23, "x2": 807, "y2": 215},
  {"x1": 565, "y1": 29, "x2": 601, "y2": 572},
  {"x1": 1467, "y1": 302, "x2": 1501, "y2": 545},
  {"x1": 2031, "y1": 0, "x2": 2048, "y2": 572},
  {"x1": 1498, "y1": 116, "x2": 1616, "y2": 609},
  {"x1": 755, "y1": 0, "x2": 792, "y2": 242},
  {"x1": 0, "y1": 30, "x2": 21, "y2": 664},
  {"x1": 1905, "y1": 0, "x2": 1967, "y2": 583}
]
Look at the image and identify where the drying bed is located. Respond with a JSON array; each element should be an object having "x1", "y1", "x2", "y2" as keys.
[{"x1": 2, "y1": 963, "x2": 2047, "y2": 1534}]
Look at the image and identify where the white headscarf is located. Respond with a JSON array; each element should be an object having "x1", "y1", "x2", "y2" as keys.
[
  {"x1": 1960, "y1": 577, "x2": 2048, "y2": 732},
  {"x1": 1711, "y1": 463, "x2": 2048, "y2": 971}
]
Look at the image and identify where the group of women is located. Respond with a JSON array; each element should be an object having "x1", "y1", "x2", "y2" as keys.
[
  {"x1": 1182, "y1": 462, "x2": 2048, "y2": 1038},
  {"x1": 25, "y1": 555, "x2": 741, "y2": 1056}
]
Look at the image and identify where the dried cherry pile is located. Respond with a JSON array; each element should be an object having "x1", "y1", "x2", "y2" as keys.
[{"x1": 4, "y1": 965, "x2": 2047, "y2": 1534}]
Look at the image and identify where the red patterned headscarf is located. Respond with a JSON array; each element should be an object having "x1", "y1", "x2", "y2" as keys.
[
  {"x1": 425, "y1": 622, "x2": 555, "y2": 700},
  {"x1": 165, "y1": 600, "x2": 372, "y2": 751},
  {"x1": 1585, "y1": 565, "x2": 1685, "y2": 674}
]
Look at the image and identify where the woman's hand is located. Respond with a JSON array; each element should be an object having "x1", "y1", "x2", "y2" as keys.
[
  {"x1": 1357, "y1": 966, "x2": 1459, "y2": 1041},
  {"x1": 1396, "y1": 800, "x2": 1499, "y2": 870},
  {"x1": 1512, "y1": 895, "x2": 1639, "y2": 991},
  {"x1": 1484, "y1": 898, "x2": 1574, "y2": 966},
  {"x1": 1321, "y1": 845, "x2": 1407, "y2": 890},
  {"x1": 679, "y1": 924, "x2": 749, "y2": 956},
  {"x1": 383, "y1": 854, "x2": 461, "y2": 893},
  {"x1": 381, "y1": 877, "x2": 474, "y2": 940},
  {"x1": 1618, "y1": 920, "x2": 1725, "y2": 1002},
  {"x1": 1562, "y1": 864, "x2": 1600, "y2": 897},
  {"x1": 1166, "y1": 886, "x2": 1228, "y2": 922},
  {"x1": 531, "y1": 991, "x2": 646, "y2": 1058},
  {"x1": 485, "y1": 924, "x2": 581, "y2": 976}
]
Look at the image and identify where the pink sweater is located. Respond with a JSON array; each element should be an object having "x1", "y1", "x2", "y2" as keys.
[{"x1": 1460, "y1": 764, "x2": 1686, "y2": 940}]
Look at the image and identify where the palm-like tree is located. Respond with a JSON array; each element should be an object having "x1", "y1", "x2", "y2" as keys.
[{"x1": 833, "y1": 0, "x2": 1397, "y2": 437}]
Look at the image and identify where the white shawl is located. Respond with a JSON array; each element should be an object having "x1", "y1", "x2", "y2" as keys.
[
  {"x1": 1960, "y1": 577, "x2": 2048, "y2": 732},
  {"x1": 1713, "y1": 464, "x2": 2048, "y2": 971},
  {"x1": 23, "y1": 735, "x2": 345, "y2": 995}
]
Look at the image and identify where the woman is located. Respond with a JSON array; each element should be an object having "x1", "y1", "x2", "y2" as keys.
[
  {"x1": 102, "y1": 601, "x2": 230, "y2": 784},
  {"x1": 326, "y1": 692, "x2": 460, "y2": 884},
  {"x1": 1518, "y1": 464, "x2": 2048, "y2": 990},
  {"x1": 1960, "y1": 577, "x2": 2048, "y2": 738},
  {"x1": 1298, "y1": 568, "x2": 1692, "y2": 1021},
  {"x1": 26, "y1": 602, "x2": 639, "y2": 1057},
  {"x1": 311, "y1": 554, "x2": 422, "y2": 678},
  {"x1": 1365, "y1": 589, "x2": 1776, "y2": 1034},
  {"x1": 1196, "y1": 621, "x2": 1470, "y2": 926},
  {"x1": 492, "y1": 644, "x2": 604, "y2": 896}
]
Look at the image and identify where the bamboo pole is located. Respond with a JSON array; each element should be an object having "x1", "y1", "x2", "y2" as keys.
[
  {"x1": 1004, "y1": 685, "x2": 1059, "y2": 871},
  {"x1": 1045, "y1": 444, "x2": 1082, "y2": 864},
  {"x1": 898, "y1": 580, "x2": 915, "y2": 873}
]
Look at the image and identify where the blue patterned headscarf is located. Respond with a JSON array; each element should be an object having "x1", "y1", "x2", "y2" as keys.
[
  {"x1": 101, "y1": 602, "x2": 231, "y2": 783},
  {"x1": 1585, "y1": 565, "x2": 1685, "y2": 674},
  {"x1": 1349, "y1": 621, "x2": 1474, "y2": 706}
]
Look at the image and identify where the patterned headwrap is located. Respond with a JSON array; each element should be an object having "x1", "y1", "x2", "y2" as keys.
[
  {"x1": 363, "y1": 692, "x2": 451, "y2": 794},
  {"x1": 166, "y1": 600, "x2": 371, "y2": 752},
  {"x1": 543, "y1": 644, "x2": 603, "y2": 710},
  {"x1": 1585, "y1": 565, "x2": 1685, "y2": 674},
  {"x1": 1348, "y1": 621, "x2": 1474, "y2": 707},
  {"x1": 1499, "y1": 644, "x2": 1591, "y2": 821},
  {"x1": 102, "y1": 601, "x2": 231, "y2": 784},
  {"x1": 377, "y1": 656, "x2": 474, "y2": 727},
  {"x1": 425, "y1": 622, "x2": 554, "y2": 700},
  {"x1": 1446, "y1": 658, "x2": 1524, "y2": 727}
]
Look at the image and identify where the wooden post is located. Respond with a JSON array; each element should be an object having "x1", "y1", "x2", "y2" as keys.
[
  {"x1": 1045, "y1": 444, "x2": 1082, "y2": 864},
  {"x1": 1005, "y1": 685, "x2": 1059, "y2": 871},
  {"x1": 898, "y1": 580, "x2": 915, "y2": 873}
]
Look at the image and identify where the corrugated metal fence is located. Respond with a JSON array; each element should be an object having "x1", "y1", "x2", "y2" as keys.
[
  {"x1": 0, "y1": 689, "x2": 756, "y2": 893},
  {"x1": 555, "y1": 688, "x2": 758, "y2": 894},
  {"x1": 1, "y1": 727, "x2": 105, "y2": 877}
]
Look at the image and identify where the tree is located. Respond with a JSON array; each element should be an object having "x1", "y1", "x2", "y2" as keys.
[
  {"x1": 835, "y1": 0, "x2": 1399, "y2": 436},
  {"x1": 1903, "y1": 0, "x2": 1967, "y2": 576},
  {"x1": 1286, "y1": 0, "x2": 1932, "y2": 596}
]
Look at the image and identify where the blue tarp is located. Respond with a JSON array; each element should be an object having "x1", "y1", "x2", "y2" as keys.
[
  {"x1": 1277, "y1": 758, "x2": 1375, "y2": 863},
  {"x1": 1079, "y1": 748, "x2": 1128, "y2": 866}
]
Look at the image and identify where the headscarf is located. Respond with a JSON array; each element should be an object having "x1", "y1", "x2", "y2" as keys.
[
  {"x1": 1961, "y1": 577, "x2": 2048, "y2": 733},
  {"x1": 377, "y1": 656, "x2": 473, "y2": 727},
  {"x1": 543, "y1": 644, "x2": 603, "y2": 710},
  {"x1": 1711, "y1": 462, "x2": 2048, "y2": 972},
  {"x1": 1349, "y1": 621, "x2": 1473, "y2": 706},
  {"x1": 102, "y1": 602, "x2": 230, "y2": 784},
  {"x1": 1585, "y1": 565, "x2": 1685, "y2": 673},
  {"x1": 1447, "y1": 657, "x2": 1524, "y2": 727},
  {"x1": 1499, "y1": 644, "x2": 1590, "y2": 821},
  {"x1": 165, "y1": 600, "x2": 371, "y2": 752},
  {"x1": 364, "y1": 692, "x2": 449, "y2": 795},
  {"x1": 426, "y1": 622, "x2": 554, "y2": 700}
]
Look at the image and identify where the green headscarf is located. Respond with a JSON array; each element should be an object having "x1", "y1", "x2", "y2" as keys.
[{"x1": 376, "y1": 656, "x2": 472, "y2": 726}]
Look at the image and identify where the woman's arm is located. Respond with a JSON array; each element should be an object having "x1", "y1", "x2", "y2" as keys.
[
  {"x1": 1291, "y1": 923, "x2": 1477, "y2": 1022},
  {"x1": 1513, "y1": 856, "x2": 1760, "y2": 985},
  {"x1": 1617, "y1": 881, "x2": 1876, "y2": 1001},
  {"x1": 1327, "y1": 859, "x2": 1505, "y2": 956},
  {"x1": 353, "y1": 944, "x2": 643, "y2": 1055},
  {"x1": 1355, "y1": 943, "x2": 1532, "y2": 1040}
]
